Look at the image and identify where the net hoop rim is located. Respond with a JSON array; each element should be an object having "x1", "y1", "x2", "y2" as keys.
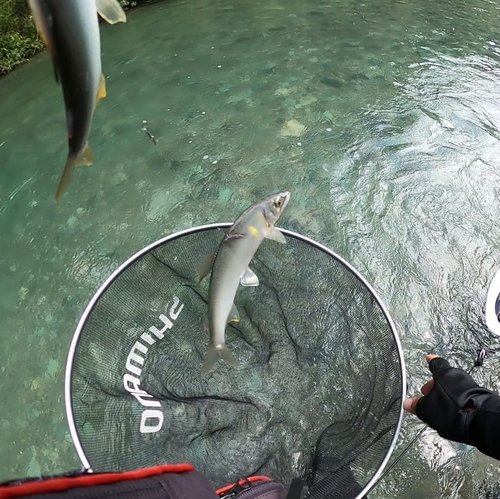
[
  {"x1": 64, "y1": 223, "x2": 406, "y2": 497},
  {"x1": 486, "y1": 267, "x2": 500, "y2": 336}
]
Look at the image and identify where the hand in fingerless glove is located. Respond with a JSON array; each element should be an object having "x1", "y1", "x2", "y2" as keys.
[{"x1": 409, "y1": 356, "x2": 500, "y2": 460}]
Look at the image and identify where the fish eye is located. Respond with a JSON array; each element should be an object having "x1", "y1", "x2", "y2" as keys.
[{"x1": 273, "y1": 197, "x2": 282, "y2": 208}]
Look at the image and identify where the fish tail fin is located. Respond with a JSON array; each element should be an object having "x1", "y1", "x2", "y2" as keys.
[
  {"x1": 54, "y1": 145, "x2": 93, "y2": 201},
  {"x1": 220, "y1": 345, "x2": 239, "y2": 367},
  {"x1": 55, "y1": 154, "x2": 77, "y2": 201},
  {"x1": 202, "y1": 345, "x2": 219, "y2": 374},
  {"x1": 202, "y1": 345, "x2": 239, "y2": 374}
]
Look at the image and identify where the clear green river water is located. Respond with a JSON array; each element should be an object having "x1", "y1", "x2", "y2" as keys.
[{"x1": 1, "y1": 0, "x2": 500, "y2": 496}]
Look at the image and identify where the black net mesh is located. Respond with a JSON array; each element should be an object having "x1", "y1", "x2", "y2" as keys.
[{"x1": 66, "y1": 224, "x2": 404, "y2": 499}]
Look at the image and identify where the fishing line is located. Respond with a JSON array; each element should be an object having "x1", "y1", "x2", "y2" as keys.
[{"x1": 140, "y1": 119, "x2": 159, "y2": 145}]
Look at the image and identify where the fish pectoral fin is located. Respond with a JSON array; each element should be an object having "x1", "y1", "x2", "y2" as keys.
[
  {"x1": 196, "y1": 251, "x2": 216, "y2": 281},
  {"x1": 265, "y1": 227, "x2": 286, "y2": 244},
  {"x1": 227, "y1": 303, "x2": 240, "y2": 324},
  {"x1": 75, "y1": 145, "x2": 94, "y2": 167},
  {"x1": 95, "y1": 0, "x2": 127, "y2": 24},
  {"x1": 202, "y1": 344, "x2": 239, "y2": 374},
  {"x1": 240, "y1": 268, "x2": 259, "y2": 287}
]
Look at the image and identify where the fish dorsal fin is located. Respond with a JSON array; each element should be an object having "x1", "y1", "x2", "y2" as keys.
[
  {"x1": 95, "y1": 0, "x2": 127, "y2": 24},
  {"x1": 265, "y1": 227, "x2": 286, "y2": 244},
  {"x1": 197, "y1": 251, "x2": 217, "y2": 281}
]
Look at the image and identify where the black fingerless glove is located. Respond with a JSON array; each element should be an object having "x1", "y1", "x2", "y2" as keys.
[{"x1": 416, "y1": 357, "x2": 500, "y2": 460}]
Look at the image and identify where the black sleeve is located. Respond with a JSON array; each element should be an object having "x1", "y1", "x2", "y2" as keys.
[{"x1": 416, "y1": 357, "x2": 500, "y2": 461}]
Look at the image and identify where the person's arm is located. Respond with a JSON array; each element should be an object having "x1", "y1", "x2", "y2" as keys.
[{"x1": 404, "y1": 354, "x2": 500, "y2": 460}]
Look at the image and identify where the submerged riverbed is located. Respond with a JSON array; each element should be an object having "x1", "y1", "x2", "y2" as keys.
[{"x1": 1, "y1": 0, "x2": 500, "y2": 495}]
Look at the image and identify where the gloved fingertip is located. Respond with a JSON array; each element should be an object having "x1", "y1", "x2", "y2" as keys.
[
  {"x1": 427, "y1": 356, "x2": 450, "y2": 374},
  {"x1": 414, "y1": 395, "x2": 427, "y2": 422}
]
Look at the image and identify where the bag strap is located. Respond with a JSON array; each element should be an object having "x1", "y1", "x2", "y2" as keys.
[
  {"x1": 0, "y1": 464, "x2": 196, "y2": 499},
  {"x1": 286, "y1": 478, "x2": 308, "y2": 499},
  {"x1": 216, "y1": 476, "x2": 272, "y2": 497}
]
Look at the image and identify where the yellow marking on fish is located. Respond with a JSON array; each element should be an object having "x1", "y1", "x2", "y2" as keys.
[
  {"x1": 248, "y1": 225, "x2": 260, "y2": 237},
  {"x1": 229, "y1": 318, "x2": 240, "y2": 323},
  {"x1": 98, "y1": 73, "x2": 107, "y2": 99},
  {"x1": 94, "y1": 73, "x2": 107, "y2": 111}
]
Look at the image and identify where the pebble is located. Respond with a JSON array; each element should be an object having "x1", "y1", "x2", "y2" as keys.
[{"x1": 280, "y1": 119, "x2": 307, "y2": 138}]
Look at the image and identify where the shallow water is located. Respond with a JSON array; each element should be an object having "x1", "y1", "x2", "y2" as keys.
[{"x1": 2, "y1": 0, "x2": 500, "y2": 495}]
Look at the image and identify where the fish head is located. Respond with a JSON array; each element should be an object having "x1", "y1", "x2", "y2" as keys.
[{"x1": 261, "y1": 191, "x2": 291, "y2": 225}]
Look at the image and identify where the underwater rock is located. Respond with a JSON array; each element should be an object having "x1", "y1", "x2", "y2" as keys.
[
  {"x1": 320, "y1": 77, "x2": 343, "y2": 88},
  {"x1": 295, "y1": 95, "x2": 318, "y2": 109},
  {"x1": 280, "y1": 119, "x2": 307, "y2": 137}
]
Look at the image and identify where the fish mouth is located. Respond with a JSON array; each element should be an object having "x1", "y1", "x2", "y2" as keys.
[{"x1": 278, "y1": 191, "x2": 291, "y2": 211}]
